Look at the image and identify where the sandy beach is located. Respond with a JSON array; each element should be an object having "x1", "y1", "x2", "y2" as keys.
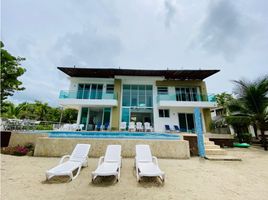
[{"x1": 1, "y1": 147, "x2": 268, "y2": 200}]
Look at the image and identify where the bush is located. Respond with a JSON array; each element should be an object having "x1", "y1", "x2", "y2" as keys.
[
  {"x1": 1, "y1": 144, "x2": 34, "y2": 156},
  {"x1": 235, "y1": 133, "x2": 252, "y2": 144},
  {"x1": 13, "y1": 146, "x2": 29, "y2": 156},
  {"x1": 1, "y1": 146, "x2": 16, "y2": 155},
  {"x1": 35, "y1": 124, "x2": 53, "y2": 130}
]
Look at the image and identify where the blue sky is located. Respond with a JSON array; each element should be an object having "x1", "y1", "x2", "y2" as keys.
[{"x1": 2, "y1": 0, "x2": 268, "y2": 106}]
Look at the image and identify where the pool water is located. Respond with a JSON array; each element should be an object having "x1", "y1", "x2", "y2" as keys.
[{"x1": 48, "y1": 131, "x2": 180, "y2": 140}]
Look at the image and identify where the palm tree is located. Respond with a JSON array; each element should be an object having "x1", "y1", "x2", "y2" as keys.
[
  {"x1": 34, "y1": 101, "x2": 49, "y2": 121},
  {"x1": 215, "y1": 92, "x2": 234, "y2": 116},
  {"x1": 227, "y1": 76, "x2": 268, "y2": 150}
]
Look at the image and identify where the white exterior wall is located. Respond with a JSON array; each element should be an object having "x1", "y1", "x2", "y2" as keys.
[{"x1": 60, "y1": 76, "x2": 211, "y2": 133}]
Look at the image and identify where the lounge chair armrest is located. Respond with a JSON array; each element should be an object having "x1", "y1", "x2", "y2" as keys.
[
  {"x1": 98, "y1": 156, "x2": 105, "y2": 166},
  {"x1": 152, "y1": 156, "x2": 159, "y2": 165},
  {"x1": 59, "y1": 155, "x2": 70, "y2": 164}
]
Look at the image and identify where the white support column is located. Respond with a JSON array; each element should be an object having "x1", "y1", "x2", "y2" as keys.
[{"x1": 77, "y1": 107, "x2": 82, "y2": 124}]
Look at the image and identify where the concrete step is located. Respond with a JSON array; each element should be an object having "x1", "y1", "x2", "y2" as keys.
[
  {"x1": 204, "y1": 141, "x2": 215, "y2": 145},
  {"x1": 205, "y1": 149, "x2": 227, "y2": 155},
  {"x1": 205, "y1": 145, "x2": 221, "y2": 149},
  {"x1": 205, "y1": 155, "x2": 242, "y2": 161}
]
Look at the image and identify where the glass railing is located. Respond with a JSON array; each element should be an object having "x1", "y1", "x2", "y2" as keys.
[
  {"x1": 59, "y1": 90, "x2": 117, "y2": 100},
  {"x1": 157, "y1": 93, "x2": 216, "y2": 102}
]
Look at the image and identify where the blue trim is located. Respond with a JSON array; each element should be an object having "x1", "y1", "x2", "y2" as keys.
[{"x1": 194, "y1": 108, "x2": 206, "y2": 157}]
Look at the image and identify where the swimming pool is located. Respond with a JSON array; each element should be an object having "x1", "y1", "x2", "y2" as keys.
[{"x1": 48, "y1": 131, "x2": 180, "y2": 140}]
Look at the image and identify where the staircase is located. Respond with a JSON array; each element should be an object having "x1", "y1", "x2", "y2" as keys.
[{"x1": 204, "y1": 139, "x2": 227, "y2": 155}]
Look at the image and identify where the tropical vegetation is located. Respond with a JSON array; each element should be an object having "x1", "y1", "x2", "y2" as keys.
[
  {"x1": 227, "y1": 76, "x2": 268, "y2": 150},
  {"x1": 0, "y1": 41, "x2": 26, "y2": 111},
  {"x1": 1, "y1": 100, "x2": 78, "y2": 124}
]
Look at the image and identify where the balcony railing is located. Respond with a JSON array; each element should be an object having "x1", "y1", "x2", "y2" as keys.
[
  {"x1": 157, "y1": 93, "x2": 216, "y2": 102},
  {"x1": 59, "y1": 90, "x2": 117, "y2": 100}
]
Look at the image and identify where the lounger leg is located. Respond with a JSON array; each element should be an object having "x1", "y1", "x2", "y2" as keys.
[
  {"x1": 72, "y1": 166, "x2": 81, "y2": 180},
  {"x1": 117, "y1": 167, "x2": 121, "y2": 181},
  {"x1": 136, "y1": 167, "x2": 140, "y2": 182}
]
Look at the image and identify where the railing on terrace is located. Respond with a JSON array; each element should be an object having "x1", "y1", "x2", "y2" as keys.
[
  {"x1": 59, "y1": 90, "x2": 117, "y2": 100},
  {"x1": 157, "y1": 93, "x2": 216, "y2": 102}
]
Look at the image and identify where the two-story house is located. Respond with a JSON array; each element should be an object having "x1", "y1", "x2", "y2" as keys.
[{"x1": 58, "y1": 67, "x2": 219, "y2": 132}]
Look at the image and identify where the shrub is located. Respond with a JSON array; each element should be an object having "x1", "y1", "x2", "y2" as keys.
[
  {"x1": 1, "y1": 146, "x2": 16, "y2": 155},
  {"x1": 13, "y1": 146, "x2": 29, "y2": 156},
  {"x1": 24, "y1": 143, "x2": 34, "y2": 151},
  {"x1": 234, "y1": 133, "x2": 252, "y2": 144},
  {"x1": 35, "y1": 124, "x2": 53, "y2": 130}
]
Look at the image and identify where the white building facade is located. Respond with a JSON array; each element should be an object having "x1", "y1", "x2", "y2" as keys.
[{"x1": 58, "y1": 67, "x2": 218, "y2": 133}]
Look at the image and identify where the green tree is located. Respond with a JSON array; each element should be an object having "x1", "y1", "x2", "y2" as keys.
[
  {"x1": 34, "y1": 100, "x2": 50, "y2": 121},
  {"x1": 0, "y1": 101, "x2": 17, "y2": 118},
  {"x1": 0, "y1": 41, "x2": 26, "y2": 109},
  {"x1": 61, "y1": 108, "x2": 78, "y2": 123},
  {"x1": 227, "y1": 76, "x2": 268, "y2": 150},
  {"x1": 215, "y1": 92, "x2": 234, "y2": 115}
]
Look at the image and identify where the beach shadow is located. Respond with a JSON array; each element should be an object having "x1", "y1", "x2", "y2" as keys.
[
  {"x1": 42, "y1": 176, "x2": 71, "y2": 184},
  {"x1": 137, "y1": 177, "x2": 164, "y2": 188},
  {"x1": 90, "y1": 176, "x2": 118, "y2": 186},
  {"x1": 42, "y1": 168, "x2": 78, "y2": 184},
  {"x1": 132, "y1": 167, "x2": 164, "y2": 187}
]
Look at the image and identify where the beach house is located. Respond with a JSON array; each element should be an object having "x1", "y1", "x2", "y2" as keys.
[{"x1": 58, "y1": 67, "x2": 219, "y2": 132}]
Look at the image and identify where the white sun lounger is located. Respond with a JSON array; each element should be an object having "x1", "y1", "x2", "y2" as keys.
[
  {"x1": 92, "y1": 145, "x2": 122, "y2": 182},
  {"x1": 135, "y1": 145, "x2": 165, "y2": 183},
  {"x1": 46, "y1": 144, "x2": 91, "y2": 181}
]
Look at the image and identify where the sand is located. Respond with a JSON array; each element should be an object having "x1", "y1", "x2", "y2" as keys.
[{"x1": 1, "y1": 147, "x2": 268, "y2": 200}]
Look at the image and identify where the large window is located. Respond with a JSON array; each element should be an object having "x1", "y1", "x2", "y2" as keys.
[
  {"x1": 175, "y1": 87, "x2": 199, "y2": 102},
  {"x1": 159, "y1": 109, "x2": 170, "y2": 118},
  {"x1": 77, "y1": 84, "x2": 103, "y2": 99},
  {"x1": 178, "y1": 113, "x2": 195, "y2": 132},
  {"x1": 122, "y1": 85, "x2": 153, "y2": 107}
]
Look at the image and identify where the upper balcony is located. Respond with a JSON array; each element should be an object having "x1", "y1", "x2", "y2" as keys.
[
  {"x1": 157, "y1": 93, "x2": 217, "y2": 108},
  {"x1": 58, "y1": 90, "x2": 118, "y2": 108}
]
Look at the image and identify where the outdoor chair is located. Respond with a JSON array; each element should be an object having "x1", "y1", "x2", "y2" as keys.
[
  {"x1": 144, "y1": 122, "x2": 153, "y2": 132},
  {"x1": 120, "y1": 122, "x2": 127, "y2": 131},
  {"x1": 92, "y1": 145, "x2": 122, "y2": 182},
  {"x1": 135, "y1": 145, "x2": 165, "y2": 183},
  {"x1": 174, "y1": 125, "x2": 180, "y2": 133},
  {"x1": 46, "y1": 144, "x2": 91, "y2": 181},
  {"x1": 165, "y1": 125, "x2": 171, "y2": 132},
  {"x1": 128, "y1": 122, "x2": 136, "y2": 132},
  {"x1": 136, "y1": 122, "x2": 143, "y2": 132}
]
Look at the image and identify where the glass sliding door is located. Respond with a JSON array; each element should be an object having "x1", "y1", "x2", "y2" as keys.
[
  {"x1": 186, "y1": 114, "x2": 195, "y2": 132},
  {"x1": 77, "y1": 84, "x2": 103, "y2": 99},
  {"x1": 122, "y1": 108, "x2": 130, "y2": 126},
  {"x1": 103, "y1": 108, "x2": 111, "y2": 126},
  {"x1": 175, "y1": 87, "x2": 199, "y2": 102},
  {"x1": 77, "y1": 84, "x2": 84, "y2": 99},
  {"x1": 96, "y1": 85, "x2": 103, "y2": 99},
  {"x1": 80, "y1": 107, "x2": 89, "y2": 130},
  {"x1": 178, "y1": 113, "x2": 187, "y2": 132},
  {"x1": 83, "y1": 84, "x2": 90, "y2": 99},
  {"x1": 178, "y1": 113, "x2": 195, "y2": 133}
]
